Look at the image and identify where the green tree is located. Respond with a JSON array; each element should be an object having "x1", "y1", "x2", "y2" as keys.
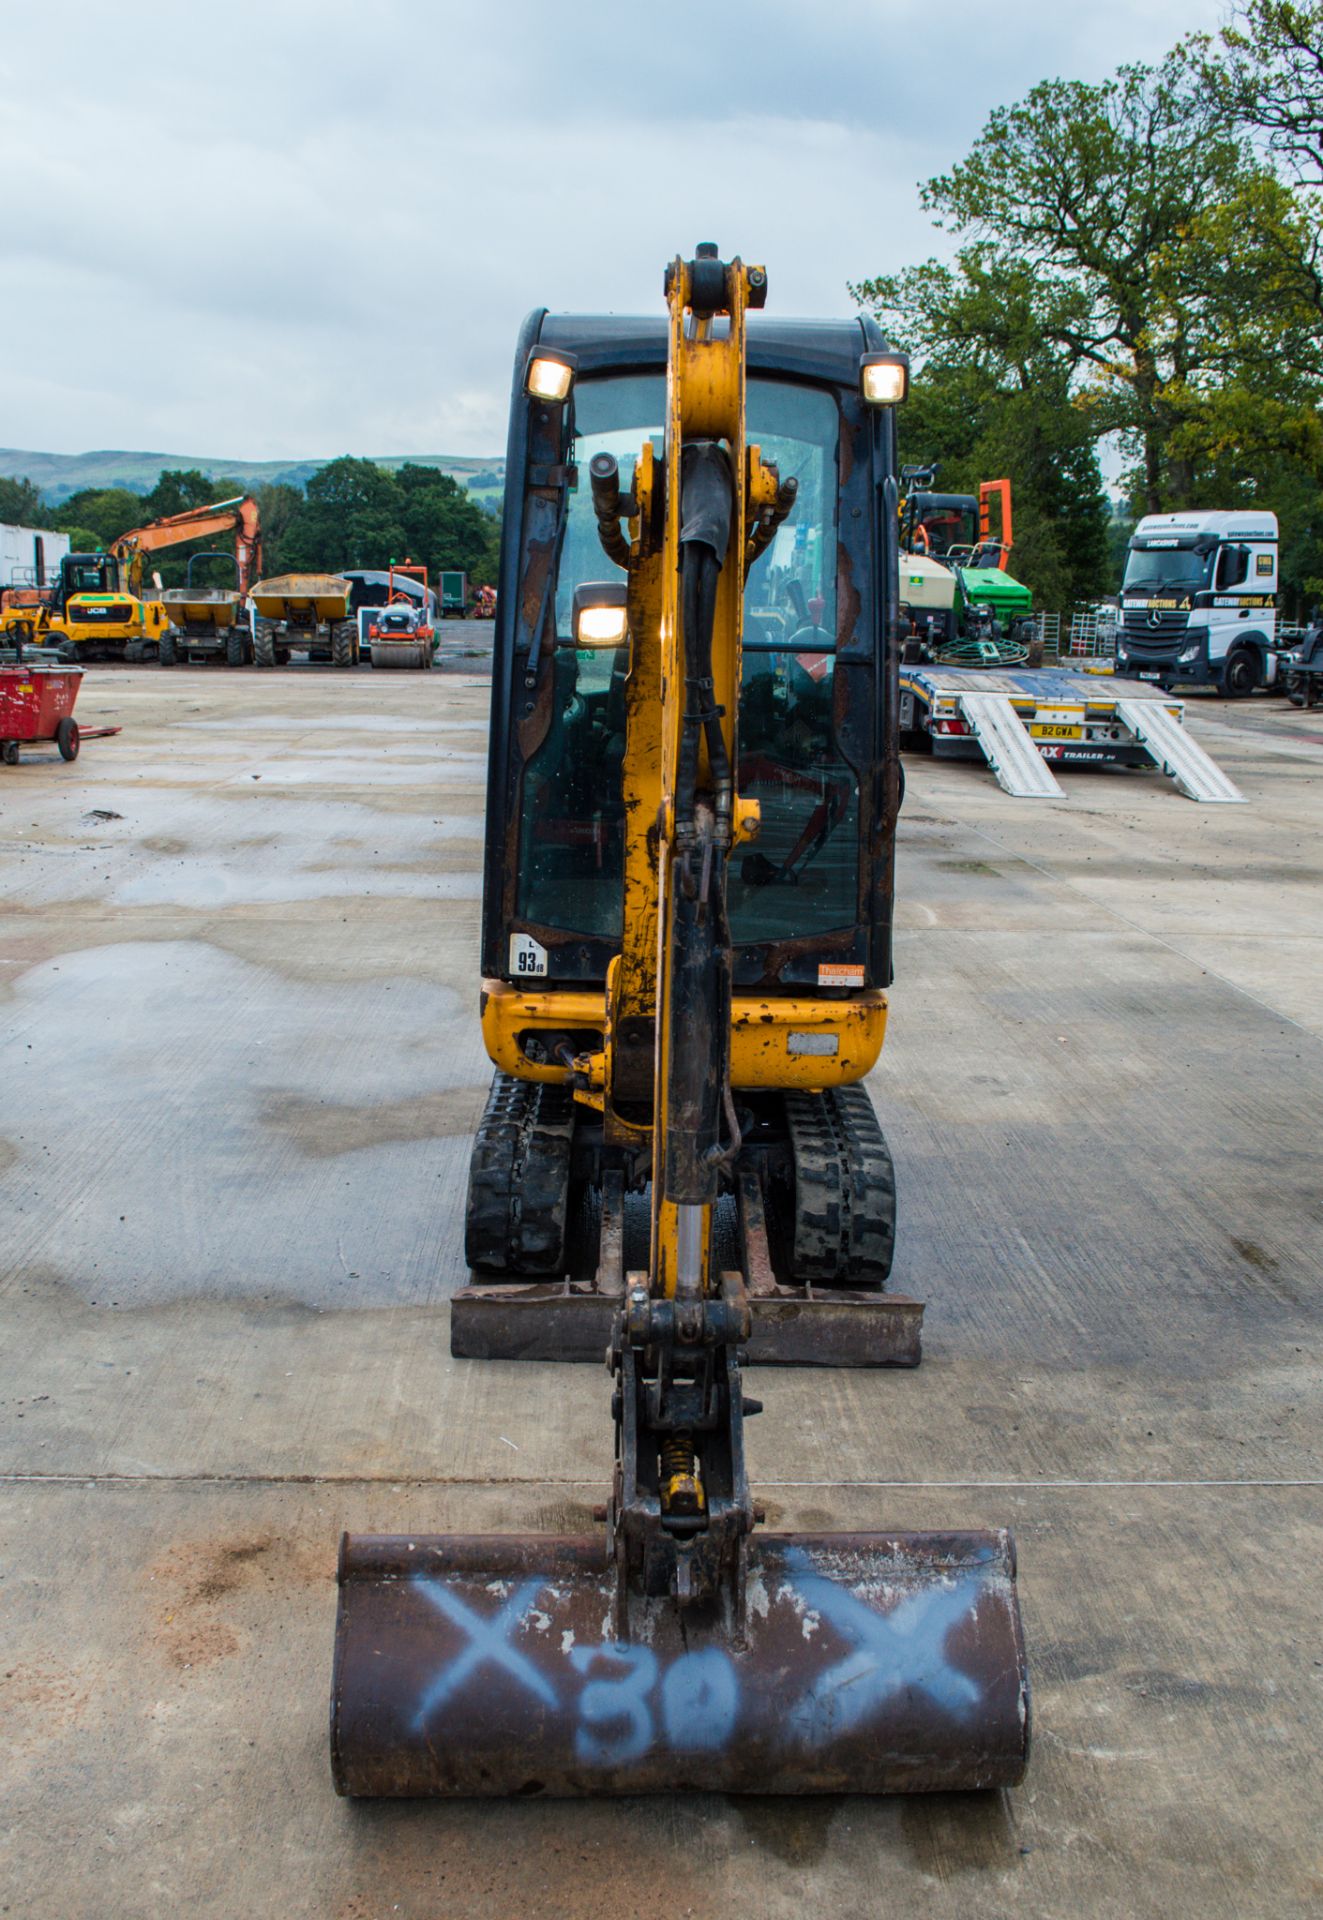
[
  {"x1": 395, "y1": 463, "x2": 500, "y2": 582},
  {"x1": 277, "y1": 456, "x2": 502, "y2": 589},
  {"x1": 852, "y1": 255, "x2": 1111, "y2": 608},
  {"x1": 58, "y1": 526, "x2": 104, "y2": 553},
  {"x1": 280, "y1": 457, "x2": 401, "y2": 572},
  {"x1": 51, "y1": 487, "x2": 144, "y2": 546},
  {"x1": 1215, "y1": 2, "x2": 1323, "y2": 184},
  {"x1": 857, "y1": 37, "x2": 1323, "y2": 607},
  {"x1": 144, "y1": 468, "x2": 242, "y2": 519},
  {"x1": 253, "y1": 482, "x2": 305, "y2": 578},
  {"x1": 907, "y1": 48, "x2": 1288, "y2": 509},
  {"x1": 0, "y1": 476, "x2": 44, "y2": 526}
]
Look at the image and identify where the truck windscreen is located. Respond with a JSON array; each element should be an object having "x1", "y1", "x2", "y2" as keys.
[{"x1": 1123, "y1": 547, "x2": 1209, "y2": 593}]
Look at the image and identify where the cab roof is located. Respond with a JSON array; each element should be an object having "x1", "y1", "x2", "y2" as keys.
[
  {"x1": 910, "y1": 491, "x2": 978, "y2": 516},
  {"x1": 1134, "y1": 510, "x2": 1278, "y2": 541},
  {"x1": 536, "y1": 312, "x2": 889, "y2": 386}
]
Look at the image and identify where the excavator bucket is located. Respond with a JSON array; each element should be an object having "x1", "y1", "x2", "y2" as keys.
[{"x1": 331, "y1": 1529, "x2": 1028, "y2": 1797}]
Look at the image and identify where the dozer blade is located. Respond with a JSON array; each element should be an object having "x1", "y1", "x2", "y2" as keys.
[
  {"x1": 450, "y1": 1282, "x2": 923, "y2": 1366},
  {"x1": 331, "y1": 1529, "x2": 1028, "y2": 1797}
]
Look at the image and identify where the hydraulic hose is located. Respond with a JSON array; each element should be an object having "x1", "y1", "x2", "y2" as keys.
[
  {"x1": 588, "y1": 452, "x2": 632, "y2": 569},
  {"x1": 676, "y1": 442, "x2": 734, "y2": 831}
]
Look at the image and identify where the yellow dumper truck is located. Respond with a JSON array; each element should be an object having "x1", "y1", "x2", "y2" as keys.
[{"x1": 249, "y1": 574, "x2": 359, "y2": 668}]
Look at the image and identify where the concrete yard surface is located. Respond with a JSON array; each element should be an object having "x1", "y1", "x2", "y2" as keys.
[{"x1": 1, "y1": 668, "x2": 1320, "y2": 1918}]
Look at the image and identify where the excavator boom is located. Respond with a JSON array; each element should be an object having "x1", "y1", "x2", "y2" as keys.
[{"x1": 112, "y1": 495, "x2": 262, "y2": 592}]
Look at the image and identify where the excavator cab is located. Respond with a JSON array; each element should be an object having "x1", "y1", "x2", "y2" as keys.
[
  {"x1": 53, "y1": 553, "x2": 119, "y2": 614},
  {"x1": 507, "y1": 358, "x2": 858, "y2": 943},
  {"x1": 330, "y1": 250, "x2": 1029, "y2": 1801}
]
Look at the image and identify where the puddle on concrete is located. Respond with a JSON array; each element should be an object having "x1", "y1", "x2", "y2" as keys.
[
  {"x1": 117, "y1": 751, "x2": 487, "y2": 789},
  {"x1": 729, "y1": 1797, "x2": 844, "y2": 1865},
  {"x1": 0, "y1": 941, "x2": 481, "y2": 1306},
  {"x1": 115, "y1": 859, "x2": 480, "y2": 908},
  {"x1": 68, "y1": 788, "x2": 482, "y2": 839},
  {"x1": 261, "y1": 1086, "x2": 488, "y2": 1156},
  {"x1": 183, "y1": 714, "x2": 485, "y2": 734},
  {"x1": 1, "y1": 787, "x2": 485, "y2": 909},
  {"x1": 898, "y1": 1791, "x2": 1021, "y2": 1875}
]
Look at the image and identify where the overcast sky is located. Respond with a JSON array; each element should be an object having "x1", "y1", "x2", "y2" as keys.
[{"x1": 2, "y1": 0, "x2": 1229, "y2": 461}]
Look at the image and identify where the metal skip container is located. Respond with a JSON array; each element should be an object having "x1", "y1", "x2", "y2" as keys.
[{"x1": 331, "y1": 1529, "x2": 1029, "y2": 1797}]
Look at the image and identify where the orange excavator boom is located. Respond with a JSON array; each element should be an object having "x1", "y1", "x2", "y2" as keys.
[{"x1": 111, "y1": 495, "x2": 263, "y2": 592}]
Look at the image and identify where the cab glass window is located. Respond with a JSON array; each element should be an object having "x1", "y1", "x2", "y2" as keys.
[
  {"x1": 515, "y1": 374, "x2": 858, "y2": 948},
  {"x1": 1215, "y1": 545, "x2": 1250, "y2": 590},
  {"x1": 1123, "y1": 545, "x2": 1209, "y2": 592},
  {"x1": 729, "y1": 381, "x2": 855, "y2": 943}
]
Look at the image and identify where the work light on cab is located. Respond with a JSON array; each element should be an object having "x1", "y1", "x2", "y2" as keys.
[
  {"x1": 525, "y1": 349, "x2": 577, "y2": 404},
  {"x1": 860, "y1": 351, "x2": 910, "y2": 407},
  {"x1": 572, "y1": 581, "x2": 628, "y2": 647}
]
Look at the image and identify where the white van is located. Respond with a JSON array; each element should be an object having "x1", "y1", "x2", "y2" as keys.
[{"x1": 1115, "y1": 510, "x2": 1281, "y2": 695}]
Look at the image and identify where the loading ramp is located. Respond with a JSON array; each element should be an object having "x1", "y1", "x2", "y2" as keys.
[
  {"x1": 900, "y1": 665, "x2": 1245, "y2": 802},
  {"x1": 1113, "y1": 698, "x2": 1246, "y2": 803},
  {"x1": 955, "y1": 691, "x2": 1066, "y2": 798}
]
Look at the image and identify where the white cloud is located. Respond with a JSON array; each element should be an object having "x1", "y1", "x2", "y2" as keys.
[{"x1": 0, "y1": 0, "x2": 1229, "y2": 460}]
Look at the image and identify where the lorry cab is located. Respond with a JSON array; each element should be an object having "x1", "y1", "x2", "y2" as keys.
[{"x1": 1116, "y1": 510, "x2": 1280, "y2": 696}]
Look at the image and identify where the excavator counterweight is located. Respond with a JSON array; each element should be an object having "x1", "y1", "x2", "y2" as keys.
[{"x1": 330, "y1": 248, "x2": 1030, "y2": 1799}]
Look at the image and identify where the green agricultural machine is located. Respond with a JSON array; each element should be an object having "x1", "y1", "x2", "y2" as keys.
[{"x1": 899, "y1": 471, "x2": 1037, "y2": 666}]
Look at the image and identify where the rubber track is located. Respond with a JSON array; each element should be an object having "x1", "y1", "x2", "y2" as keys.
[
  {"x1": 784, "y1": 1085, "x2": 896, "y2": 1286},
  {"x1": 464, "y1": 1071, "x2": 575, "y2": 1275}
]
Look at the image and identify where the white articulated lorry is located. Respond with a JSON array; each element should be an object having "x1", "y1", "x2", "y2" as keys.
[{"x1": 1115, "y1": 510, "x2": 1282, "y2": 696}]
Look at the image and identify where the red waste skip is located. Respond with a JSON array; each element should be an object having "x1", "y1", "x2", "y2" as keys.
[{"x1": 0, "y1": 662, "x2": 121, "y2": 766}]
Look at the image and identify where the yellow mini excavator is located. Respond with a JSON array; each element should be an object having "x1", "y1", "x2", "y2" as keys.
[{"x1": 330, "y1": 247, "x2": 1029, "y2": 1797}]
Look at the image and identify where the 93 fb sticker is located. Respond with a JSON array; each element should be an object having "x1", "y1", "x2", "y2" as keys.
[{"x1": 509, "y1": 933, "x2": 548, "y2": 978}]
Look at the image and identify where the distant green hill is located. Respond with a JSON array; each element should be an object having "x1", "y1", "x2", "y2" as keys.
[{"x1": 0, "y1": 446, "x2": 507, "y2": 507}]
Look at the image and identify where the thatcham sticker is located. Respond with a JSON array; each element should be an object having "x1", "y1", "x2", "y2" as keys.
[{"x1": 818, "y1": 962, "x2": 864, "y2": 988}]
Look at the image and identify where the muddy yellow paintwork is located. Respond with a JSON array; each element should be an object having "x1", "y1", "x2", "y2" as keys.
[
  {"x1": 161, "y1": 588, "x2": 244, "y2": 628},
  {"x1": 482, "y1": 980, "x2": 887, "y2": 1092},
  {"x1": 47, "y1": 594, "x2": 171, "y2": 650}
]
